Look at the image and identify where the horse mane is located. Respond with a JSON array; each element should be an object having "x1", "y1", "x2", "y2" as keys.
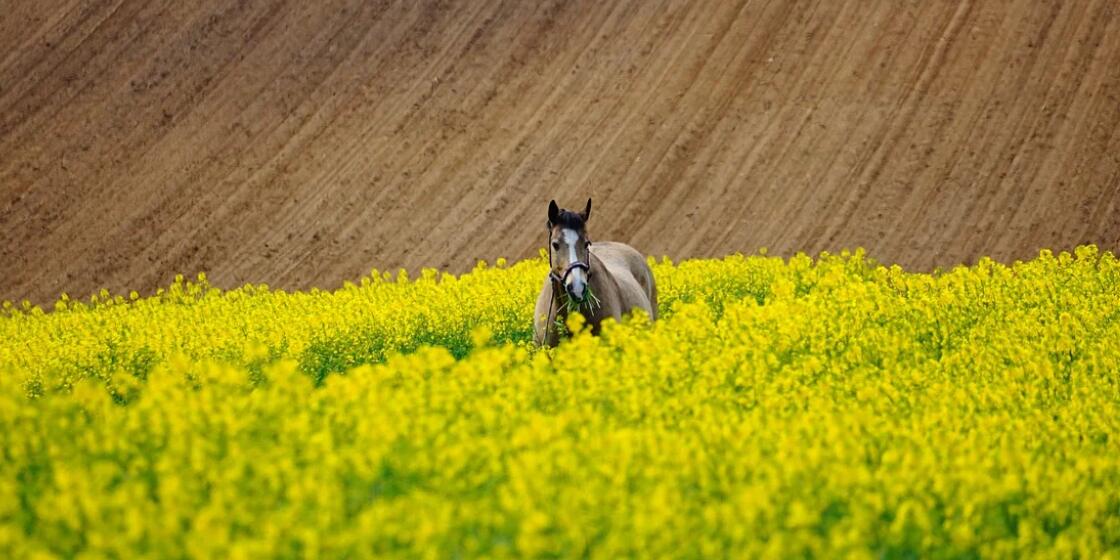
[{"x1": 551, "y1": 209, "x2": 586, "y2": 231}]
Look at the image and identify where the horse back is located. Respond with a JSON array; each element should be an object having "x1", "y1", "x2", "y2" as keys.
[{"x1": 590, "y1": 241, "x2": 658, "y2": 320}]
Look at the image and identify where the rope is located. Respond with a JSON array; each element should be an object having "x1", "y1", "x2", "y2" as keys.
[{"x1": 544, "y1": 226, "x2": 557, "y2": 346}]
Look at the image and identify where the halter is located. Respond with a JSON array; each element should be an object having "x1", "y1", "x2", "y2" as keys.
[
  {"x1": 543, "y1": 224, "x2": 592, "y2": 344},
  {"x1": 549, "y1": 261, "x2": 591, "y2": 287},
  {"x1": 546, "y1": 224, "x2": 592, "y2": 288}
]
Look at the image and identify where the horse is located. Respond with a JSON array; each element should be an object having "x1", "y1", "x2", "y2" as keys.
[{"x1": 534, "y1": 198, "x2": 658, "y2": 347}]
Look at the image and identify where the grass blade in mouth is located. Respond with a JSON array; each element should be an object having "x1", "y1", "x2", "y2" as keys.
[{"x1": 562, "y1": 284, "x2": 600, "y2": 314}]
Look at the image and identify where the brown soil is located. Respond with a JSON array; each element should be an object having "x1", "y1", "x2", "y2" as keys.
[{"x1": 2, "y1": 1, "x2": 1119, "y2": 304}]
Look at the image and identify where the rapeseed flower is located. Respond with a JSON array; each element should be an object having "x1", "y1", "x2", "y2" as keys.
[{"x1": 0, "y1": 247, "x2": 1118, "y2": 557}]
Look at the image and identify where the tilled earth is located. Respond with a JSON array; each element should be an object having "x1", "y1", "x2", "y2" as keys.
[{"x1": 2, "y1": 1, "x2": 1118, "y2": 303}]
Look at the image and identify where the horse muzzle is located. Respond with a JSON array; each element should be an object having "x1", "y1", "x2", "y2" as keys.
[
  {"x1": 565, "y1": 275, "x2": 587, "y2": 301},
  {"x1": 552, "y1": 261, "x2": 591, "y2": 302}
]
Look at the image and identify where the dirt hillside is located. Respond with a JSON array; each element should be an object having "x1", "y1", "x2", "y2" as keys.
[{"x1": 2, "y1": 1, "x2": 1119, "y2": 304}]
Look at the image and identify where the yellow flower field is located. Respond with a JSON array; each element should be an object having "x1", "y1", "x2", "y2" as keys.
[{"x1": 2, "y1": 246, "x2": 1119, "y2": 558}]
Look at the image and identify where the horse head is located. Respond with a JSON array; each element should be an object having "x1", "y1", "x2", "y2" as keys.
[{"x1": 547, "y1": 198, "x2": 593, "y2": 302}]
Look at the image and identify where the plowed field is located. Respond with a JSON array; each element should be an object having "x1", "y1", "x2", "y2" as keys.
[{"x1": 2, "y1": 1, "x2": 1119, "y2": 303}]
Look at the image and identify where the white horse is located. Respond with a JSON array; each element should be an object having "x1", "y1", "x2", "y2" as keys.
[{"x1": 534, "y1": 199, "x2": 657, "y2": 347}]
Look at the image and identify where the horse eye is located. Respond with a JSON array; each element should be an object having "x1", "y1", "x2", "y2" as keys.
[{"x1": 551, "y1": 241, "x2": 559, "y2": 250}]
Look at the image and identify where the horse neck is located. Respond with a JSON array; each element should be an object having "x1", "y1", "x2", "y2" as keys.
[{"x1": 588, "y1": 251, "x2": 618, "y2": 300}]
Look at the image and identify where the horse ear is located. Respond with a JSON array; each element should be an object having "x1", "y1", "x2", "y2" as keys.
[
  {"x1": 580, "y1": 198, "x2": 591, "y2": 222},
  {"x1": 548, "y1": 200, "x2": 560, "y2": 226}
]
